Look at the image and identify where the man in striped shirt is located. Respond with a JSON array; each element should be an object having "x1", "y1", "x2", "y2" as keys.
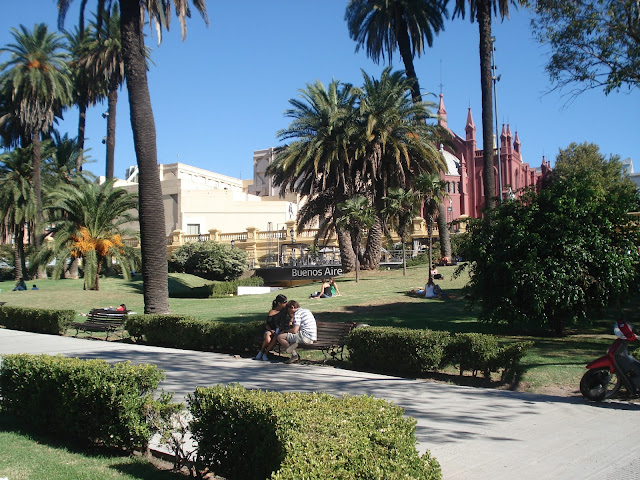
[{"x1": 277, "y1": 300, "x2": 317, "y2": 364}]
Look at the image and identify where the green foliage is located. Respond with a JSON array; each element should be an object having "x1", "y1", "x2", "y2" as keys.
[
  {"x1": 169, "y1": 241, "x2": 248, "y2": 281},
  {"x1": 125, "y1": 314, "x2": 263, "y2": 353},
  {"x1": 531, "y1": 0, "x2": 640, "y2": 94},
  {"x1": 347, "y1": 326, "x2": 450, "y2": 374},
  {"x1": 457, "y1": 143, "x2": 640, "y2": 334},
  {"x1": 188, "y1": 384, "x2": 441, "y2": 480},
  {"x1": 347, "y1": 326, "x2": 533, "y2": 380},
  {"x1": 0, "y1": 305, "x2": 75, "y2": 334},
  {"x1": 0, "y1": 354, "x2": 166, "y2": 451}
]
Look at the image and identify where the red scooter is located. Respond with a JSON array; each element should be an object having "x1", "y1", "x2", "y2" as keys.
[{"x1": 580, "y1": 319, "x2": 640, "y2": 401}]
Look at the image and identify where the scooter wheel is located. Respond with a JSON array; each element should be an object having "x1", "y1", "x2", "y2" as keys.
[{"x1": 580, "y1": 368, "x2": 621, "y2": 401}]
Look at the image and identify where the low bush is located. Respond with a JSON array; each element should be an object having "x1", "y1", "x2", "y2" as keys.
[
  {"x1": 0, "y1": 354, "x2": 169, "y2": 451},
  {"x1": 0, "y1": 305, "x2": 75, "y2": 335},
  {"x1": 126, "y1": 314, "x2": 263, "y2": 353},
  {"x1": 346, "y1": 326, "x2": 450, "y2": 375},
  {"x1": 188, "y1": 384, "x2": 441, "y2": 480},
  {"x1": 169, "y1": 241, "x2": 248, "y2": 281},
  {"x1": 0, "y1": 265, "x2": 15, "y2": 280},
  {"x1": 347, "y1": 327, "x2": 533, "y2": 380}
]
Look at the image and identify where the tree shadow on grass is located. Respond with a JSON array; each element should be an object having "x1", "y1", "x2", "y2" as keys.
[{"x1": 0, "y1": 412, "x2": 187, "y2": 479}]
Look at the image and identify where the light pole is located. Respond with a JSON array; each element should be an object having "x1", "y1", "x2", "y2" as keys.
[
  {"x1": 491, "y1": 36, "x2": 504, "y2": 204},
  {"x1": 290, "y1": 228, "x2": 296, "y2": 264}
]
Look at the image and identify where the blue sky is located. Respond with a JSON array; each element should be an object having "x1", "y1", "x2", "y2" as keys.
[{"x1": 2, "y1": 1, "x2": 638, "y2": 180}]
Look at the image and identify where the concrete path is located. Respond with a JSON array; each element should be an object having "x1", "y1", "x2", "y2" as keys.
[{"x1": 1, "y1": 329, "x2": 639, "y2": 479}]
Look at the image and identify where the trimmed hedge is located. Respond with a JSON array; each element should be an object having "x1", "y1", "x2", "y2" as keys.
[
  {"x1": 125, "y1": 314, "x2": 263, "y2": 353},
  {"x1": 347, "y1": 327, "x2": 533, "y2": 380},
  {"x1": 188, "y1": 384, "x2": 441, "y2": 480},
  {"x1": 0, "y1": 305, "x2": 76, "y2": 335},
  {"x1": 347, "y1": 327, "x2": 450, "y2": 375},
  {"x1": 0, "y1": 354, "x2": 166, "y2": 451}
]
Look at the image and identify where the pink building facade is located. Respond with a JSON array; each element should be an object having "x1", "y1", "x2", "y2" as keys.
[{"x1": 436, "y1": 94, "x2": 551, "y2": 221}]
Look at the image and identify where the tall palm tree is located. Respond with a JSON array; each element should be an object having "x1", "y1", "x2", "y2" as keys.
[
  {"x1": 346, "y1": 0, "x2": 453, "y2": 255},
  {"x1": 42, "y1": 131, "x2": 88, "y2": 188},
  {"x1": 0, "y1": 147, "x2": 36, "y2": 281},
  {"x1": 346, "y1": 0, "x2": 448, "y2": 103},
  {"x1": 80, "y1": 5, "x2": 149, "y2": 179},
  {"x1": 355, "y1": 68, "x2": 445, "y2": 270},
  {"x1": 58, "y1": 0, "x2": 209, "y2": 313},
  {"x1": 382, "y1": 187, "x2": 421, "y2": 275},
  {"x1": 336, "y1": 195, "x2": 375, "y2": 283},
  {"x1": 415, "y1": 172, "x2": 448, "y2": 280},
  {"x1": 451, "y1": 0, "x2": 521, "y2": 212},
  {"x1": 64, "y1": 26, "x2": 98, "y2": 173},
  {"x1": 0, "y1": 24, "x2": 73, "y2": 250},
  {"x1": 268, "y1": 79, "x2": 360, "y2": 272},
  {"x1": 37, "y1": 178, "x2": 139, "y2": 290}
]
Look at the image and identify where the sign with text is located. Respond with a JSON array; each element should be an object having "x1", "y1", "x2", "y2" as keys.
[{"x1": 256, "y1": 265, "x2": 343, "y2": 283}]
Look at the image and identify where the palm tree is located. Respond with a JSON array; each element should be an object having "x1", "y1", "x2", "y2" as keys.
[
  {"x1": 0, "y1": 24, "x2": 73, "y2": 250},
  {"x1": 37, "y1": 178, "x2": 139, "y2": 290},
  {"x1": 346, "y1": 1, "x2": 453, "y2": 255},
  {"x1": 268, "y1": 79, "x2": 360, "y2": 272},
  {"x1": 80, "y1": 5, "x2": 149, "y2": 179},
  {"x1": 451, "y1": 0, "x2": 521, "y2": 212},
  {"x1": 58, "y1": 0, "x2": 209, "y2": 313},
  {"x1": 336, "y1": 195, "x2": 376, "y2": 282},
  {"x1": 355, "y1": 68, "x2": 445, "y2": 270},
  {"x1": 382, "y1": 187, "x2": 421, "y2": 275},
  {"x1": 346, "y1": 0, "x2": 448, "y2": 103},
  {"x1": 0, "y1": 147, "x2": 36, "y2": 281},
  {"x1": 64, "y1": 26, "x2": 98, "y2": 173},
  {"x1": 415, "y1": 172, "x2": 448, "y2": 280}
]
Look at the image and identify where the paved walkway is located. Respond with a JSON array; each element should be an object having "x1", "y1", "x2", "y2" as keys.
[{"x1": 1, "y1": 329, "x2": 639, "y2": 479}]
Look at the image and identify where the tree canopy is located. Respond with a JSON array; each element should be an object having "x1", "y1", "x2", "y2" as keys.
[
  {"x1": 530, "y1": 0, "x2": 640, "y2": 96},
  {"x1": 457, "y1": 142, "x2": 640, "y2": 335}
]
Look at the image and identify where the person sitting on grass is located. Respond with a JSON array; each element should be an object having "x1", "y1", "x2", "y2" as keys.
[
  {"x1": 12, "y1": 278, "x2": 26, "y2": 291},
  {"x1": 328, "y1": 277, "x2": 342, "y2": 296},
  {"x1": 410, "y1": 278, "x2": 442, "y2": 299},
  {"x1": 277, "y1": 300, "x2": 317, "y2": 364},
  {"x1": 310, "y1": 278, "x2": 332, "y2": 298},
  {"x1": 254, "y1": 294, "x2": 290, "y2": 361}
]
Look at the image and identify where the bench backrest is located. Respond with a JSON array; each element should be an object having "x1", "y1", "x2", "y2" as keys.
[
  {"x1": 314, "y1": 321, "x2": 355, "y2": 347},
  {"x1": 87, "y1": 309, "x2": 127, "y2": 323}
]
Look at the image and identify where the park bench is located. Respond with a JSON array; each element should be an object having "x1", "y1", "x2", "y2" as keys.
[
  {"x1": 72, "y1": 308, "x2": 127, "y2": 340},
  {"x1": 296, "y1": 321, "x2": 356, "y2": 362}
]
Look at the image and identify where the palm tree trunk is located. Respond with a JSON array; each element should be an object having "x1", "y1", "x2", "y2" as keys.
[
  {"x1": 362, "y1": 214, "x2": 383, "y2": 270},
  {"x1": 105, "y1": 85, "x2": 117, "y2": 179},
  {"x1": 427, "y1": 217, "x2": 434, "y2": 282},
  {"x1": 401, "y1": 238, "x2": 407, "y2": 276},
  {"x1": 437, "y1": 203, "x2": 451, "y2": 260},
  {"x1": 395, "y1": 11, "x2": 422, "y2": 103},
  {"x1": 31, "y1": 132, "x2": 42, "y2": 249},
  {"x1": 120, "y1": 0, "x2": 169, "y2": 314},
  {"x1": 77, "y1": 101, "x2": 86, "y2": 172},
  {"x1": 13, "y1": 233, "x2": 24, "y2": 281},
  {"x1": 337, "y1": 227, "x2": 356, "y2": 273},
  {"x1": 477, "y1": 1, "x2": 496, "y2": 213}
]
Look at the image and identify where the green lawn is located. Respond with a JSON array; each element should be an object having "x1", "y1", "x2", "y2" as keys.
[
  {"x1": 1, "y1": 264, "x2": 635, "y2": 395},
  {"x1": 0, "y1": 413, "x2": 186, "y2": 480}
]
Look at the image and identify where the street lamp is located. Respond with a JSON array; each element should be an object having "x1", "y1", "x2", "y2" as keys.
[
  {"x1": 290, "y1": 228, "x2": 295, "y2": 244},
  {"x1": 491, "y1": 36, "x2": 504, "y2": 204}
]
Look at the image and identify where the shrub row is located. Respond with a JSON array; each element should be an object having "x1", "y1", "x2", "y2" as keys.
[
  {"x1": 0, "y1": 354, "x2": 167, "y2": 451},
  {"x1": 0, "y1": 305, "x2": 76, "y2": 335},
  {"x1": 347, "y1": 327, "x2": 533, "y2": 379},
  {"x1": 169, "y1": 276, "x2": 264, "y2": 299},
  {"x1": 0, "y1": 356, "x2": 441, "y2": 479},
  {"x1": 188, "y1": 384, "x2": 441, "y2": 480},
  {"x1": 126, "y1": 314, "x2": 263, "y2": 353}
]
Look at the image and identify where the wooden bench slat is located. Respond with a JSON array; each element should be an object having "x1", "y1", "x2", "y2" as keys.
[
  {"x1": 72, "y1": 308, "x2": 127, "y2": 340},
  {"x1": 296, "y1": 321, "x2": 355, "y2": 362}
]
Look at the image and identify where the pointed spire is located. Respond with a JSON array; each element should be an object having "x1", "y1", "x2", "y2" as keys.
[
  {"x1": 437, "y1": 93, "x2": 448, "y2": 129},
  {"x1": 514, "y1": 131, "x2": 521, "y2": 153},
  {"x1": 465, "y1": 108, "x2": 475, "y2": 141}
]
